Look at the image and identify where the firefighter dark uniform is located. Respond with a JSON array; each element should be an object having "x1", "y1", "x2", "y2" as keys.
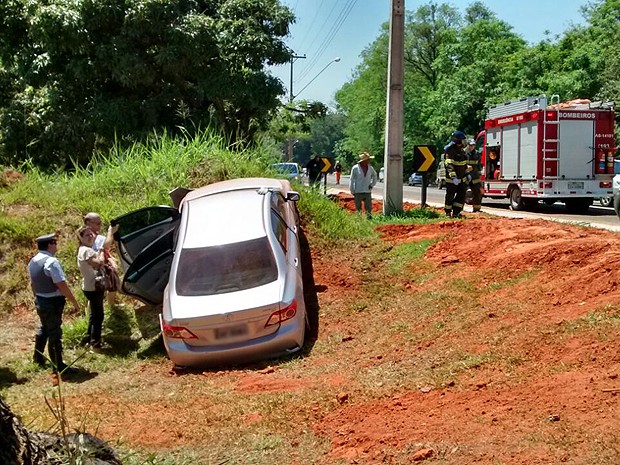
[
  {"x1": 443, "y1": 132, "x2": 469, "y2": 217},
  {"x1": 465, "y1": 139, "x2": 483, "y2": 212}
]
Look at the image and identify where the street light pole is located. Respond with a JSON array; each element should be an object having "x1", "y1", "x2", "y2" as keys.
[
  {"x1": 293, "y1": 57, "x2": 341, "y2": 100},
  {"x1": 288, "y1": 54, "x2": 306, "y2": 161}
]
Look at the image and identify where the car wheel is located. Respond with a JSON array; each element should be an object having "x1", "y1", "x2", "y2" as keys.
[
  {"x1": 599, "y1": 196, "x2": 613, "y2": 207},
  {"x1": 509, "y1": 187, "x2": 523, "y2": 211}
]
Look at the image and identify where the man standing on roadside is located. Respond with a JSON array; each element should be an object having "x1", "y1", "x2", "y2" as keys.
[
  {"x1": 349, "y1": 152, "x2": 377, "y2": 219},
  {"x1": 306, "y1": 155, "x2": 323, "y2": 187},
  {"x1": 29, "y1": 233, "x2": 80, "y2": 375},
  {"x1": 334, "y1": 160, "x2": 343, "y2": 185}
]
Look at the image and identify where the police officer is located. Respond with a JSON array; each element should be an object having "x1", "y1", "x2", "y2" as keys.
[
  {"x1": 465, "y1": 138, "x2": 483, "y2": 212},
  {"x1": 29, "y1": 233, "x2": 80, "y2": 375},
  {"x1": 443, "y1": 131, "x2": 469, "y2": 218}
]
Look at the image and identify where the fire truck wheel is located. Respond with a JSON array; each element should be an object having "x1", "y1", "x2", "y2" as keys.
[
  {"x1": 509, "y1": 187, "x2": 523, "y2": 211},
  {"x1": 564, "y1": 198, "x2": 592, "y2": 214}
]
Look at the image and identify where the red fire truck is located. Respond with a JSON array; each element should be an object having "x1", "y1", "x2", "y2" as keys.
[{"x1": 476, "y1": 95, "x2": 616, "y2": 212}]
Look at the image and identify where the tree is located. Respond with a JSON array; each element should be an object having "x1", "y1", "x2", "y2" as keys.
[
  {"x1": 422, "y1": 6, "x2": 526, "y2": 141},
  {"x1": 335, "y1": 26, "x2": 389, "y2": 158},
  {"x1": 0, "y1": 0, "x2": 294, "y2": 168}
]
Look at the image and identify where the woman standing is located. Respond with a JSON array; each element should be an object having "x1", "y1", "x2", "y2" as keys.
[{"x1": 77, "y1": 226, "x2": 106, "y2": 351}]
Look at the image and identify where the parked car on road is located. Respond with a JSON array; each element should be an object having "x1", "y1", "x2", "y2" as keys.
[
  {"x1": 111, "y1": 178, "x2": 307, "y2": 368},
  {"x1": 407, "y1": 172, "x2": 424, "y2": 186},
  {"x1": 271, "y1": 162, "x2": 301, "y2": 182}
]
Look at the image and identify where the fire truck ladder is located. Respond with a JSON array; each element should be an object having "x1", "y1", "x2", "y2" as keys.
[{"x1": 542, "y1": 94, "x2": 561, "y2": 184}]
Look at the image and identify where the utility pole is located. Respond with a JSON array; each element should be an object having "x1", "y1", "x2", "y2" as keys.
[
  {"x1": 287, "y1": 54, "x2": 306, "y2": 161},
  {"x1": 383, "y1": 0, "x2": 405, "y2": 215}
]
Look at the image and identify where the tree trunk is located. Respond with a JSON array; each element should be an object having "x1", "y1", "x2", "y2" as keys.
[
  {"x1": 0, "y1": 396, "x2": 46, "y2": 465},
  {"x1": 0, "y1": 395, "x2": 122, "y2": 465}
]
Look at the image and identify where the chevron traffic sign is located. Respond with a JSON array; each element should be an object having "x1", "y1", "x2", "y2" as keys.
[
  {"x1": 412, "y1": 145, "x2": 436, "y2": 172},
  {"x1": 319, "y1": 157, "x2": 334, "y2": 173}
]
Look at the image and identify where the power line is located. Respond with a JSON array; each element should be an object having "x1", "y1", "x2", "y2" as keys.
[
  {"x1": 296, "y1": 0, "x2": 328, "y2": 52},
  {"x1": 296, "y1": 0, "x2": 358, "y2": 84}
]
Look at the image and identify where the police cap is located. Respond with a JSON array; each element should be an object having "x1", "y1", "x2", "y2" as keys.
[
  {"x1": 35, "y1": 233, "x2": 57, "y2": 245},
  {"x1": 451, "y1": 131, "x2": 466, "y2": 140}
]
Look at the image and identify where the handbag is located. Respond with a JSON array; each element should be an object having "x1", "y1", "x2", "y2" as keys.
[
  {"x1": 94, "y1": 267, "x2": 107, "y2": 292},
  {"x1": 102, "y1": 249, "x2": 121, "y2": 292}
]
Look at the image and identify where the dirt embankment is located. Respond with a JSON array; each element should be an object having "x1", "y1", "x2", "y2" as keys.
[{"x1": 310, "y1": 194, "x2": 620, "y2": 464}]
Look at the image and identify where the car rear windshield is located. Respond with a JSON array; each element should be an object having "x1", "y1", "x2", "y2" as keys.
[
  {"x1": 175, "y1": 236, "x2": 278, "y2": 296},
  {"x1": 274, "y1": 163, "x2": 298, "y2": 174}
]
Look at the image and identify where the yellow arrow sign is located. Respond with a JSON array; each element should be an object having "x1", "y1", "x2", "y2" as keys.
[
  {"x1": 320, "y1": 157, "x2": 333, "y2": 173},
  {"x1": 413, "y1": 145, "x2": 436, "y2": 172}
]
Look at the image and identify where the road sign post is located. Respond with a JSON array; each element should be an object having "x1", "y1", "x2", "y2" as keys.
[
  {"x1": 413, "y1": 145, "x2": 436, "y2": 208},
  {"x1": 319, "y1": 157, "x2": 335, "y2": 195}
]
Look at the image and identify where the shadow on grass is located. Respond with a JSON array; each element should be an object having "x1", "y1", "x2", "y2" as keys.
[
  {"x1": 104, "y1": 305, "x2": 140, "y2": 356},
  {"x1": 138, "y1": 333, "x2": 166, "y2": 359},
  {"x1": 134, "y1": 304, "x2": 162, "y2": 339},
  {"x1": 0, "y1": 367, "x2": 28, "y2": 388}
]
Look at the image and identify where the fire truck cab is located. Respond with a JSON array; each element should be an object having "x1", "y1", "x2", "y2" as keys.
[{"x1": 476, "y1": 95, "x2": 616, "y2": 212}]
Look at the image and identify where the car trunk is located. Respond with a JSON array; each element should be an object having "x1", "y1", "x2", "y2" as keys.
[{"x1": 165, "y1": 280, "x2": 285, "y2": 346}]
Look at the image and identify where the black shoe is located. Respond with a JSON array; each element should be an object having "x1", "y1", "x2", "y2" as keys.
[
  {"x1": 33, "y1": 357, "x2": 46, "y2": 368},
  {"x1": 54, "y1": 364, "x2": 78, "y2": 375}
]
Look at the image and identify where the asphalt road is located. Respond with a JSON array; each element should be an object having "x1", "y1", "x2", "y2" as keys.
[{"x1": 323, "y1": 173, "x2": 620, "y2": 232}]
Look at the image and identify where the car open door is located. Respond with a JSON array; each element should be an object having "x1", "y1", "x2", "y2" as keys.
[
  {"x1": 121, "y1": 229, "x2": 175, "y2": 306},
  {"x1": 111, "y1": 206, "x2": 180, "y2": 272}
]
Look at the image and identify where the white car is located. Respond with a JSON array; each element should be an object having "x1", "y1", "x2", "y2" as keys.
[{"x1": 112, "y1": 178, "x2": 307, "y2": 367}]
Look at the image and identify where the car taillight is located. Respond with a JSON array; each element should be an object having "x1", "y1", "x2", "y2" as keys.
[
  {"x1": 162, "y1": 323, "x2": 198, "y2": 339},
  {"x1": 265, "y1": 300, "x2": 297, "y2": 327},
  {"x1": 600, "y1": 181, "x2": 612, "y2": 188}
]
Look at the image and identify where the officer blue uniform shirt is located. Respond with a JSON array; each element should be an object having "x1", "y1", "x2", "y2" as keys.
[{"x1": 29, "y1": 233, "x2": 66, "y2": 297}]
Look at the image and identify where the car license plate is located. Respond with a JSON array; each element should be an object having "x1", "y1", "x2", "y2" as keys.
[
  {"x1": 568, "y1": 182, "x2": 584, "y2": 189},
  {"x1": 215, "y1": 324, "x2": 248, "y2": 340}
]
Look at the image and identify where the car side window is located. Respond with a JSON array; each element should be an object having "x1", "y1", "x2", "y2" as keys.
[
  {"x1": 270, "y1": 209, "x2": 287, "y2": 252},
  {"x1": 271, "y1": 192, "x2": 290, "y2": 223}
]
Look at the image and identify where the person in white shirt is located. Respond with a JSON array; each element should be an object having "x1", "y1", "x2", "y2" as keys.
[{"x1": 349, "y1": 152, "x2": 378, "y2": 219}]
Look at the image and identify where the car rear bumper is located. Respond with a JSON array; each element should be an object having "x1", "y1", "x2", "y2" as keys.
[{"x1": 161, "y1": 314, "x2": 305, "y2": 367}]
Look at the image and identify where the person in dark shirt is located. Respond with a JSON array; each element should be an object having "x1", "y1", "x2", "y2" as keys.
[{"x1": 306, "y1": 155, "x2": 322, "y2": 186}]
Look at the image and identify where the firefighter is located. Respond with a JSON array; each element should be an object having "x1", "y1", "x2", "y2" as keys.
[
  {"x1": 443, "y1": 131, "x2": 469, "y2": 218},
  {"x1": 465, "y1": 138, "x2": 483, "y2": 212}
]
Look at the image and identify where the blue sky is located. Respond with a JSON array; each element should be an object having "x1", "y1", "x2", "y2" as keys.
[{"x1": 269, "y1": 0, "x2": 590, "y2": 106}]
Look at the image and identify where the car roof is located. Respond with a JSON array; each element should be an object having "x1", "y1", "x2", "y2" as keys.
[
  {"x1": 180, "y1": 178, "x2": 291, "y2": 248},
  {"x1": 181, "y1": 177, "x2": 291, "y2": 204},
  {"x1": 182, "y1": 189, "x2": 267, "y2": 248}
]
